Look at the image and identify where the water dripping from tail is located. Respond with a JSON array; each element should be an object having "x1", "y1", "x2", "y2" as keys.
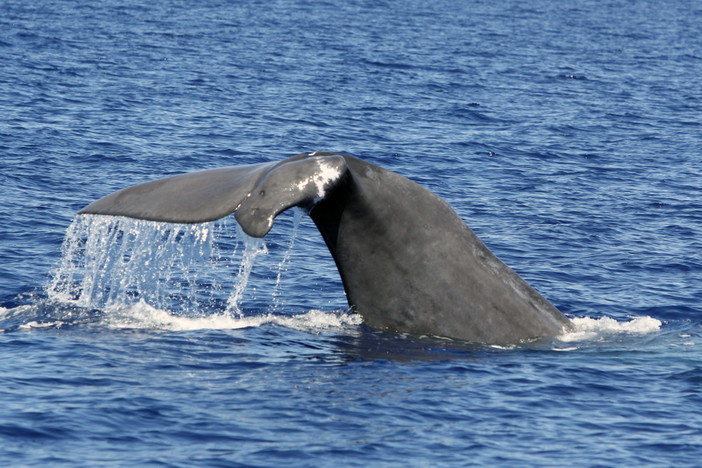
[
  {"x1": 270, "y1": 207, "x2": 304, "y2": 313},
  {"x1": 40, "y1": 212, "x2": 358, "y2": 335},
  {"x1": 46, "y1": 215, "x2": 265, "y2": 316},
  {"x1": 225, "y1": 224, "x2": 268, "y2": 317}
]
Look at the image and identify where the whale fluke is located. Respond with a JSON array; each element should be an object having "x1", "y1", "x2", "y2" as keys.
[{"x1": 79, "y1": 152, "x2": 572, "y2": 344}]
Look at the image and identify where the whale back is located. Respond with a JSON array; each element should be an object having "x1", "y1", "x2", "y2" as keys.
[{"x1": 79, "y1": 152, "x2": 571, "y2": 344}]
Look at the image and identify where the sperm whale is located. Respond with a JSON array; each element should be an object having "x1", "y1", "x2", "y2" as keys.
[{"x1": 80, "y1": 152, "x2": 572, "y2": 344}]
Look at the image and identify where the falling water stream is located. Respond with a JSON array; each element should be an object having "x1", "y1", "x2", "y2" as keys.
[
  {"x1": 42, "y1": 210, "x2": 362, "y2": 333},
  {"x1": 47, "y1": 211, "x2": 280, "y2": 314}
]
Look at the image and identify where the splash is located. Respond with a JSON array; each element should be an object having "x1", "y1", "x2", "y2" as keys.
[
  {"x1": 270, "y1": 208, "x2": 304, "y2": 312},
  {"x1": 46, "y1": 213, "x2": 306, "y2": 320},
  {"x1": 48, "y1": 215, "x2": 227, "y2": 312},
  {"x1": 555, "y1": 315, "x2": 662, "y2": 346},
  {"x1": 225, "y1": 226, "x2": 268, "y2": 316},
  {"x1": 102, "y1": 300, "x2": 361, "y2": 334}
]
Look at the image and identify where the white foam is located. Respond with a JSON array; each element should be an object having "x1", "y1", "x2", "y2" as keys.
[
  {"x1": 268, "y1": 308, "x2": 363, "y2": 333},
  {"x1": 103, "y1": 300, "x2": 362, "y2": 334},
  {"x1": 556, "y1": 315, "x2": 662, "y2": 343},
  {"x1": 104, "y1": 300, "x2": 256, "y2": 331}
]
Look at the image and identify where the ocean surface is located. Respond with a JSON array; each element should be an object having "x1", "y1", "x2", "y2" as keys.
[{"x1": 1, "y1": 0, "x2": 701, "y2": 466}]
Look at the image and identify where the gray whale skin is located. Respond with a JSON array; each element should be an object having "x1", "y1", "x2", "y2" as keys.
[{"x1": 80, "y1": 152, "x2": 572, "y2": 344}]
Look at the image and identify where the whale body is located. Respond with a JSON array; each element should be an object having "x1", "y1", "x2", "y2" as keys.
[{"x1": 80, "y1": 152, "x2": 572, "y2": 344}]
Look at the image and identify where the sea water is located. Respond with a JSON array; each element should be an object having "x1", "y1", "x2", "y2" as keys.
[{"x1": 1, "y1": 0, "x2": 701, "y2": 466}]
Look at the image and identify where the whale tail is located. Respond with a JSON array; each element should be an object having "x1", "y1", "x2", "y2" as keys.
[
  {"x1": 80, "y1": 153, "x2": 347, "y2": 237},
  {"x1": 80, "y1": 152, "x2": 572, "y2": 344}
]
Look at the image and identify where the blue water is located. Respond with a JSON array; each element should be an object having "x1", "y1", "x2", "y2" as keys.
[{"x1": 2, "y1": 0, "x2": 701, "y2": 466}]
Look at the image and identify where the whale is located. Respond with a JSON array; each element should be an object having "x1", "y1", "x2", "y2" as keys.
[{"x1": 79, "y1": 152, "x2": 572, "y2": 344}]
